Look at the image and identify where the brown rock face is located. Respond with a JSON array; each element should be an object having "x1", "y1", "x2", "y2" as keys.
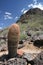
[{"x1": 8, "y1": 23, "x2": 20, "y2": 58}]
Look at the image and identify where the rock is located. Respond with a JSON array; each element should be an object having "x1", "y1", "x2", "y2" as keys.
[
  {"x1": 0, "y1": 58, "x2": 27, "y2": 65},
  {"x1": 0, "y1": 43, "x2": 7, "y2": 52},
  {"x1": 34, "y1": 40, "x2": 43, "y2": 47},
  {"x1": 31, "y1": 34, "x2": 43, "y2": 47},
  {"x1": 17, "y1": 49, "x2": 24, "y2": 56},
  {"x1": 0, "y1": 61, "x2": 3, "y2": 65},
  {"x1": 32, "y1": 34, "x2": 43, "y2": 41},
  {"x1": 33, "y1": 51, "x2": 43, "y2": 65},
  {"x1": 7, "y1": 58, "x2": 27, "y2": 65},
  {"x1": 27, "y1": 31, "x2": 31, "y2": 36},
  {"x1": 22, "y1": 53, "x2": 35, "y2": 61},
  {"x1": 18, "y1": 44, "x2": 25, "y2": 49},
  {"x1": 18, "y1": 40, "x2": 25, "y2": 49},
  {"x1": 19, "y1": 40, "x2": 24, "y2": 44}
]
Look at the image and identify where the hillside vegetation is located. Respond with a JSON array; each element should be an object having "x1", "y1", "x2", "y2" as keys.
[{"x1": 17, "y1": 8, "x2": 43, "y2": 40}]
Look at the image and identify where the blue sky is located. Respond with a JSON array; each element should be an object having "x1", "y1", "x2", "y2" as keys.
[{"x1": 0, "y1": 0, "x2": 43, "y2": 29}]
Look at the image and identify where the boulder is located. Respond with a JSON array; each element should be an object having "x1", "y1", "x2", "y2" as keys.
[{"x1": 32, "y1": 34, "x2": 43, "y2": 47}]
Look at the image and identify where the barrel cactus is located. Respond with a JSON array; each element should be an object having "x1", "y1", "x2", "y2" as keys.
[{"x1": 8, "y1": 23, "x2": 20, "y2": 58}]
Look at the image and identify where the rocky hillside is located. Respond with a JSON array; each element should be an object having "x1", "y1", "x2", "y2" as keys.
[
  {"x1": 17, "y1": 8, "x2": 43, "y2": 29},
  {"x1": 16, "y1": 8, "x2": 43, "y2": 40},
  {"x1": 0, "y1": 8, "x2": 43, "y2": 41}
]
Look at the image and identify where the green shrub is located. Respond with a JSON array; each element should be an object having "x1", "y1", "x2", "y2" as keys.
[{"x1": 20, "y1": 33, "x2": 27, "y2": 40}]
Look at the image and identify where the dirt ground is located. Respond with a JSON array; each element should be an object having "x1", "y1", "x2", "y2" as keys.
[{"x1": 0, "y1": 41, "x2": 43, "y2": 57}]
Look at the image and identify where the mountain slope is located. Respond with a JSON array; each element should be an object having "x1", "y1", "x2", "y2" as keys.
[
  {"x1": 16, "y1": 8, "x2": 43, "y2": 40},
  {"x1": 0, "y1": 8, "x2": 43, "y2": 40},
  {"x1": 17, "y1": 8, "x2": 43, "y2": 31}
]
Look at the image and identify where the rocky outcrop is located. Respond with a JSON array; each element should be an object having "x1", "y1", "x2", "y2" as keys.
[{"x1": 32, "y1": 34, "x2": 43, "y2": 47}]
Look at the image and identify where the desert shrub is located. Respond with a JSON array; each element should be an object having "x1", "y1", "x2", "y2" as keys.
[{"x1": 20, "y1": 33, "x2": 28, "y2": 40}]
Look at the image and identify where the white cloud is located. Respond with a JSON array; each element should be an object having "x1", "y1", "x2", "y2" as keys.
[
  {"x1": 33, "y1": 0, "x2": 37, "y2": 5},
  {"x1": 4, "y1": 12, "x2": 13, "y2": 20},
  {"x1": 23, "y1": 10, "x2": 28, "y2": 14},
  {"x1": 4, "y1": 15, "x2": 13, "y2": 20},
  {"x1": 14, "y1": 16, "x2": 19, "y2": 20},
  {"x1": 28, "y1": 4, "x2": 33, "y2": 8},
  {"x1": 15, "y1": 16, "x2": 18, "y2": 19},
  {"x1": 28, "y1": 0, "x2": 43, "y2": 10},
  {"x1": 21, "y1": 8, "x2": 25, "y2": 13},
  {"x1": 5, "y1": 12, "x2": 11, "y2": 15},
  {"x1": 21, "y1": 8, "x2": 28, "y2": 14}
]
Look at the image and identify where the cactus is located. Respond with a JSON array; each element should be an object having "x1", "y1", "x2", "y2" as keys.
[{"x1": 8, "y1": 23, "x2": 20, "y2": 58}]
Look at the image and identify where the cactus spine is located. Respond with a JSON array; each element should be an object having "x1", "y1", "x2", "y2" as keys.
[{"x1": 8, "y1": 23, "x2": 20, "y2": 58}]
